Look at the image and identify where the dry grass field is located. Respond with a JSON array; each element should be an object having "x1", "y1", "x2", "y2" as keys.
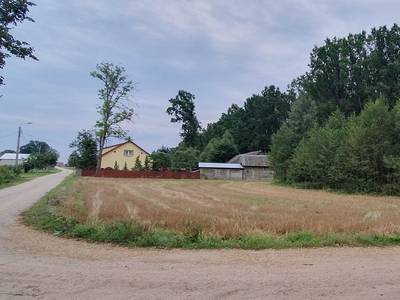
[{"x1": 60, "y1": 177, "x2": 400, "y2": 238}]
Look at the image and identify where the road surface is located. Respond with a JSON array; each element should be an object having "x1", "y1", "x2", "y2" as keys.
[{"x1": 1, "y1": 168, "x2": 400, "y2": 299}]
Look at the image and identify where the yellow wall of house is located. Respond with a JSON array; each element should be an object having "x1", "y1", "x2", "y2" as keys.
[{"x1": 101, "y1": 142, "x2": 148, "y2": 170}]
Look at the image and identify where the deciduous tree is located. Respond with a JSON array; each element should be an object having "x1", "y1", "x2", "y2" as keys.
[
  {"x1": 199, "y1": 131, "x2": 238, "y2": 163},
  {"x1": 149, "y1": 151, "x2": 172, "y2": 170},
  {"x1": 91, "y1": 62, "x2": 137, "y2": 170},
  {"x1": 20, "y1": 140, "x2": 51, "y2": 154},
  {"x1": 68, "y1": 130, "x2": 98, "y2": 169},
  {"x1": 171, "y1": 148, "x2": 200, "y2": 171},
  {"x1": 166, "y1": 90, "x2": 201, "y2": 148},
  {"x1": 0, "y1": 0, "x2": 38, "y2": 87}
]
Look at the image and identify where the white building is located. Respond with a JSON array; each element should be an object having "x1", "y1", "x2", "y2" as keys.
[{"x1": 0, "y1": 153, "x2": 30, "y2": 166}]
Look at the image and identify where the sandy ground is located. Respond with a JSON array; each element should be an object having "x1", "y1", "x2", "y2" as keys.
[{"x1": 2, "y1": 170, "x2": 400, "y2": 299}]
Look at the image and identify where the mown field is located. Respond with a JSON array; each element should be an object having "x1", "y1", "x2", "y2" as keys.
[{"x1": 23, "y1": 176, "x2": 400, "y2": 249}]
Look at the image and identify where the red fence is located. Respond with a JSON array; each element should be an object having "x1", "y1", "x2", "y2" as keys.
[{"x1": 79, "y1": 169, "x2": 200, "y2": 179}]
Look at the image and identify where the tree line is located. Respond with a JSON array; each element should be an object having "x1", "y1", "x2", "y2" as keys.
[
  {"x1": 158, "y1": 23, "x2": 400, "y2": 194},
  {"x1": 69, "y1": 23, "x2": 400, "y2": 194}
]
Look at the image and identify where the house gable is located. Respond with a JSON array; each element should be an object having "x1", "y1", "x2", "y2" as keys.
[{"x1": 101, "y1": 141, "x2": 149, "y2": 169}]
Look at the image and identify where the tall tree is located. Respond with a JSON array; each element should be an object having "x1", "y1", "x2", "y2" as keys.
[
  {"x1": 298, "y1": 24, "x2": 400, "y2": 123},
  {"x1": 242, "y1": 85, "x2": 295, "y2": 152},
  {"x1": 198, "y1": 86, "x2": 293, "y2": 154},
  {"x1": 68, "y1": 130, "x2": 98, "y2": 169},
  {"x1": 0, "y1": 0, "x2": 38, "y2": 87},
  {"x1": 269, "y1": 93, "x2": 317, "y2": 182},
  {"x1": 287, "y1": 92, "x2": 317, "y2": 144},
  {"x1": 200, "y1": 131, "x2": 238, "y2": 163},
  {"x1": 91, "y1": 62, "x2": 137, "y2": 170},
  {"x1": 166, "y1": 90, "x2": 201, "y2": 148},
  {"x1": 20, "y1": 140, "x2": 51, "y2": 154}
]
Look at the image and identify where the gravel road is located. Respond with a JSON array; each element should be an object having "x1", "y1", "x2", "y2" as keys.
[{"x1": 2, "y1": 169, "x2": 400, "y2": 299}]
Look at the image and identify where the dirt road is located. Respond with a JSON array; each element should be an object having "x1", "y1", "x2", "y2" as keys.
[{"x1": 1, "y1": 169, "x2": 400, "y2": 299}]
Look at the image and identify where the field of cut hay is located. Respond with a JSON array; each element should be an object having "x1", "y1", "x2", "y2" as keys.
[{"x1": 61, "y1": 177, "x2": 400, "y2": 238}]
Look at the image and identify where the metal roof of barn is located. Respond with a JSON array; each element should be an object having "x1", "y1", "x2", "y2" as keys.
[
  {"x1": 0, "y1": 153, "x2": 30, "y2": 160},
  {"x1": 228, "y1": 151, "x2": 264, "y2": 164},
  {"x1": 198, "y1": 162, "x2": 243, "y2": 169}
]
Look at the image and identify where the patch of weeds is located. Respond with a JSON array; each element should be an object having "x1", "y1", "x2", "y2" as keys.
[
  {"x1": 284, "y1": 231, "x2": 319, "y2": 247},
  {"x1": 76, "y1": 192, "x2": 85, "y2": 212},
  {"x1": 72, "y1": 222, "x2": 148, "y2": 244},
  {"x1": 136, "y1": 230, "x2": 179, "y2": 248},
  {"x1": 185, "y1": 222, "x2": 203, "y2": 243},
  {"x1": 354, "y1": 234, "x2": 400, "y2": 246},
  {"x1": 237, "y1": 235, "x2": 283, "y2": 250}
]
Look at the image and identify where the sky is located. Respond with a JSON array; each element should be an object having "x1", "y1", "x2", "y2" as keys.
[{"x1": 1, "y1": 0, "x2": 400, "y2": 163}]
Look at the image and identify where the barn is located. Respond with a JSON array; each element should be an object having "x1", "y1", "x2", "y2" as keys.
[{"x1": 199, "y1": 151, "x2": 274, "y2": 180}]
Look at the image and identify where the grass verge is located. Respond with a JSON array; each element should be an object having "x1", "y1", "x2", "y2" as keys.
[
  {"x1": 21, "y1": 175, "x2": 400, "y2": 250},
  {"x1": 0, "y1": 168, "x2": 62, "y2": 190}
]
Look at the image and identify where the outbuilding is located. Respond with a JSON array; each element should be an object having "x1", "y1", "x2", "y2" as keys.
[
  {"x1": 198, "y1": 163, "x2": 244, "y2": 180},
  {"x1": 199, "y1": 151, "x2": 274, "y2": 180},
  {"x1": 0, "y1": 153, "x2": 30, "y2": 166}
]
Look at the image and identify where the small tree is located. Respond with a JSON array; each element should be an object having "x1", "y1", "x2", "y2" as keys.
[
  {"x1": 123, "y1": 161, "x2": 128, "y2": 171},
  {"x1": 113, "y1": 160, "x2": 119, "y2": 170},
  {"x1": 149, "y1": 152, "x2": 172, "y2": 170},
  {"x1": 91, "y1": 62, "x2": 137, "y2": 170},
  {"x1": 133, "y1": 155, "x2": 143, "y2": 170},
  {"x1": 144, "y1": 156, "x2": 151, "y2": 170},
  {"x1": 23, "y1": 150, "x2": 59, "y2": 172},
  {"x1": 68, "y1": 130, "x2": 98, "y2": 169},
  {"x1": 172, "y1": 148, "x2": 200, "y2": 171}
]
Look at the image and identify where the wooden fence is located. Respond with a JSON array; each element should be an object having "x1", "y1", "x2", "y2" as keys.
[{"x1": 77, "y1": 169, "x2": 200, "y2": 179}]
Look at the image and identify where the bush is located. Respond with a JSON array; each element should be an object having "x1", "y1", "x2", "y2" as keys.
[{"x1": 0, "y1": 165, "x2": 20, "y2": 185}]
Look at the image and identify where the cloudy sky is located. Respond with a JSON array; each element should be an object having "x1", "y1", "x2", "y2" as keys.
[{"x1": 1, "y1": 0, "x2": 399, "y2": 163}]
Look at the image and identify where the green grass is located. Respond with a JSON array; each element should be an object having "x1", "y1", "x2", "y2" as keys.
[
  {"x1": 21, "y1": 175, "x2": 400, "y2": 250},
  {"x1": 0, "y1": 168, "x2": 62, "y2": 190}
]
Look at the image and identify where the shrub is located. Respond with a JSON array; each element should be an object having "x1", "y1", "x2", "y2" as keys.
[{"x1": 0, "y1": 165, "x2": 19, "y2": 185}]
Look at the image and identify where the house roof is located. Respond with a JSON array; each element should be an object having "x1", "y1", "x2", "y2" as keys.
[
  {"x1": 198, "y1": 162, "x2": 243, "y2": 169},
  {"x1": 228, "y1": 151, "x2": 264, "y2": 164},
  {"x1": 102, "y1": 140, "x2": 150, "y2": 156},
  {"x1": 0, "y1": 153, "x2": 30, "y2": 160}
]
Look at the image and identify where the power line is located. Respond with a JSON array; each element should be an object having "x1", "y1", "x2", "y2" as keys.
[
  {"x1": 0, "y1": 132, "x2": 17, "y2": 139},
  {"x1": 23, "y1": 133, "x2": 70, "y2": 147}
]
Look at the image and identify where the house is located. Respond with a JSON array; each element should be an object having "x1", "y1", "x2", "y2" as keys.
[
  {"x1": 199, "y1": 151, "x2": 274, "y2": 180},
  {"x1": 101, "y1": 140, "x2": 149, "y2": 170},
  {"x1": 0, "y1": 153, "x2": 30, "y2": 166}
]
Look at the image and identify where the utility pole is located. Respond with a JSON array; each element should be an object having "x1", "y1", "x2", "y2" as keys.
[{"x1": 15, "y1": 122, "x2": 32, "y2": 165}]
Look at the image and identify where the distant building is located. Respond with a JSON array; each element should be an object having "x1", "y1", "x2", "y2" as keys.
[
  {"x1": 199, "y1": 151, "x2": 274, "y2": 180},
  {"x1": 0, "y1": 153, "x2": 30, "y2": 166},
  {"x1": 56, "y1": 162, "x2": 65, "y2": 167},
  {"x1": 101, "y1": 140, "x2": 149, "y2": 170}
]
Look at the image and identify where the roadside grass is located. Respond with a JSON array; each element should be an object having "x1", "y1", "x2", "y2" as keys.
[
  {"x1": 0, "y1": 168, "x2": 62, "y2": 190},
  {"x1": 21, "y1": 176, "x2": 400, "y2": 250}
]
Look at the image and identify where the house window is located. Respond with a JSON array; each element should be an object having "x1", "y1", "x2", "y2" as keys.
[{"x1": 124, "y1": 150, "x2": 134, "y2": 157}]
